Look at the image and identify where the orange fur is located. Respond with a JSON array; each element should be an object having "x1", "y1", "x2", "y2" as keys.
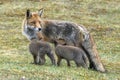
[{"x1": 27, "y1": 13, "x2": 42, "y2": 28}]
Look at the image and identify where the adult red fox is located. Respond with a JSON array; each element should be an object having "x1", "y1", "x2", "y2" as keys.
[{"x1": 22, "y1": 8, "x2": 105, "y2": 72}]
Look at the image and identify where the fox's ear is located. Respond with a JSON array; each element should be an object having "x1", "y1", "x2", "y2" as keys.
[
  {"x1": 38, "y1": 8, "x2": 43, "y2": 17},
  {"x1": 26, "y1": 9, "x2": 31, "y2": 18}
]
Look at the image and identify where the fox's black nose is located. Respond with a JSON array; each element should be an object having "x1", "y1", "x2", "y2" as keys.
[{"x1": 38, "y1": 28, "x2": 41, "y2": 31}]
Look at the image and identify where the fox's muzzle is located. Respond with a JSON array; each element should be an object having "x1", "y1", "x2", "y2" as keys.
[{"x1": 35, "y1": 27, "x2": 41, "y2": 32}]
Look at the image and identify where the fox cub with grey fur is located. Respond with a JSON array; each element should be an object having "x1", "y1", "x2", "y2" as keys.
[
  {"x1": 55, "y1": 44, "x2": 89, "y2": 68},
  {"x1": 29, "y1": 39, "x2": 56, "y2": 65}
]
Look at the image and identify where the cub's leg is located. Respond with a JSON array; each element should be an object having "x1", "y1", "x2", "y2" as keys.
[
  {"x1": 46, "y1": 52, "x2": 56, "y2": 65},
  {"x1": 75, "y1": 61, "x2": 81, "y2": 67},
  {"x1": 79, "y1": 61, "x2": 88, "y2": 68},
  {"x1": 75, "y1": 59, "x2": 88, "y2": 68},
  {"x1": 57, "y1": 56, "x2": 62, "y2": 66},
  {"x1": 66, "y1": 59, "x2": 71, "y2": 67},
  {"x1": 39, "y1": 55, "x2": 46, "y2": 65},
  {"x1": 33, "y1": 54, "x2": 39, "y2": 64}
]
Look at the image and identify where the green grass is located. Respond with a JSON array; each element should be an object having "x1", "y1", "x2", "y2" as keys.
[{"x1": 0, "y1": 0, "x2": 120, "y2": 80}]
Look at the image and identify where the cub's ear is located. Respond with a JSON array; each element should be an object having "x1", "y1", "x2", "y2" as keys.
[
  {"x1": 26, "y1": 9, "x2": 31, "y2": 19},
  {"x1": 38, "y1": 8, "x2": 43, "y2": 17}
]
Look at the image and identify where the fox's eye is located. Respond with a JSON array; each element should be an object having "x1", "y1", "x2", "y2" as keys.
[
  {"x1": 31, "y1": 21, "x2": 35, "y2": 24},
  {"x1": 39, "y1": 21, "x2": 41, "y2": 23}
]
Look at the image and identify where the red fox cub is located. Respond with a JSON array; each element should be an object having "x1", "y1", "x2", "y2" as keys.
[
  {"x1": 55, "y1": 44, "x2": 89, "y2": 68},
  {"x1": 29, "y1": 39, "x2": 56, "y2": 65},
  {"x1": 22, "y1": 8, "x2": 105, "y2": 72}
]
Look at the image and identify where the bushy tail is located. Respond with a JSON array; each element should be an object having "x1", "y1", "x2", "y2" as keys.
[{"x1": 81, "y1": 33, "x2": 106, "y2": 72}]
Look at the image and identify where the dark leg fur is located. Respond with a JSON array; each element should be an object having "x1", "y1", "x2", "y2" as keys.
[
  {"x1": 80, "y1": 62, "x2": 88, "y2": 68},
  {"x1": 39, "y1": 56, "x2": 46, "y2": 65},
  {"x1": 33, "y1": 55, "x2": 36, "y2": 64},
  {"x1": 66, "y1": 60, "x2": 70, "y2": 66},
  {"x1": 81, "y1": 42, "x2": 96, "y2": 69},
  {"x1": 46, "y1": 52, "x2": 56, "y2": 65},
  {"x1": 33, "y1": 55, "x2": 39, "y2": 64},
  {"x1": 75, "y1": 62, "x2": 81, "y2": 67},
  {"x1": 57, "y1": 56, "x2": 62, "y2": 66},
  {"x1": 75, "y1": 61, "x2": 87, "y2": 68}
]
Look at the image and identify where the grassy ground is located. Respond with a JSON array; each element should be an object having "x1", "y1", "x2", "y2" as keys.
[{"x1": 0, "y1": 0, "x2": 120, "y2": 80}]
